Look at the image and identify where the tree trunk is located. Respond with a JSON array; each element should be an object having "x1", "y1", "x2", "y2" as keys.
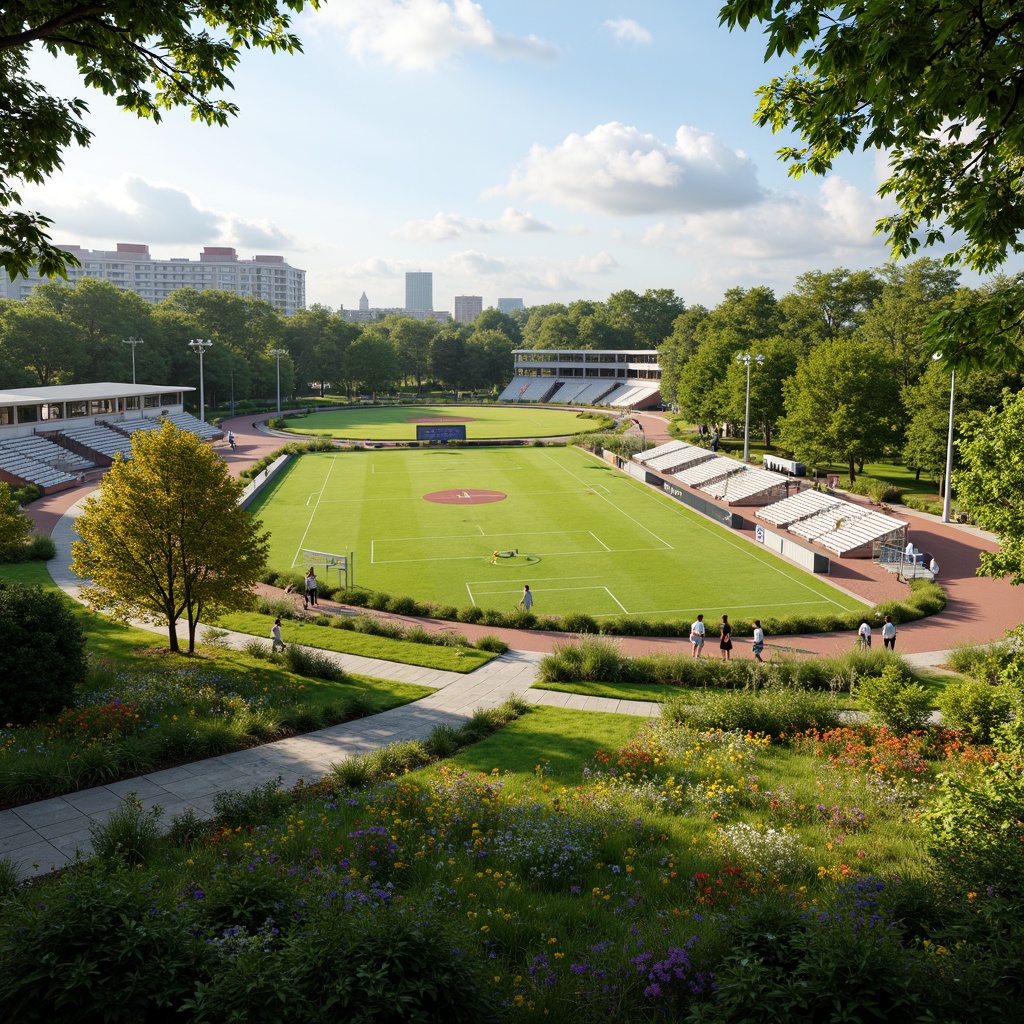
[
  {"x1": 167, "y1": 621, "x2": 179, "y2": 652},
  {"x1": 848, "y1": 455, "x2": 856, "y2": 482}
]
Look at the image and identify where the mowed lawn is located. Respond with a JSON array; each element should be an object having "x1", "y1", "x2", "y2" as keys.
[
  {"x1": 248, "y1": 446, "x2": 865, "y2": 621},
  {"x1": 279, "y1": 404, "x2": 602, "y2": 440}
]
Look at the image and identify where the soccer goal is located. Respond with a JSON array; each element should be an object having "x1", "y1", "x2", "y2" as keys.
[{"x1": 302, "y1": 548, "x2": 354, "y2": 589}]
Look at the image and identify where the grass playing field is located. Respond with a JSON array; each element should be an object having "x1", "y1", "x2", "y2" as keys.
[
  {"x1": 248, "y1": 445, "x2": 864, "y2": 622},
  {"x1": 278, "y1": 405, "x2": 604, "y2": 440}
]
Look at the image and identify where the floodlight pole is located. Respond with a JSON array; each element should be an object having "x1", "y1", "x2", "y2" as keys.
[
  {"x1": 736, "y1": 352, "x2": 764, "y2": 463},
  {"x1": 188, "y1": 338, "x2": 212, "y2": 422},
  {"x1": 122, "y1": 336, "x2": 144, "y2": 384},
  {"x1": 932, "y1": 353, "x2": 956, "y2": 523},
  {"x1": 270, "y1": 349, "x2": 287, "y2": 415}
]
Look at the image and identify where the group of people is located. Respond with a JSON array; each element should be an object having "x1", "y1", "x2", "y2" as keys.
[
  {"x1": 689, "y1": 613, "x2": 765, "y2": 662},
  {"x1": 858, "y1": 614, "x2": 898, "y2": 650}
]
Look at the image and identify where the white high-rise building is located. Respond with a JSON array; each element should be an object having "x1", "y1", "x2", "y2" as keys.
[
  {"x1": 3, "y1": 243, "x2": 306, "y2": 316},
  {"x1": 405, "y1": 271, "x2": 433, "y2": 311},
  {"x1": 497, "y1": 297, "x2": 525, "y2": 314},
  {"x1": 454, "y1": 295, "x2": 483, "y2": 323}
]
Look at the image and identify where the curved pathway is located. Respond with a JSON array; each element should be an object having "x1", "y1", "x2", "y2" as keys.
[{"x1": 6, "y1": 408, "x2": 1017, "y2": 880}]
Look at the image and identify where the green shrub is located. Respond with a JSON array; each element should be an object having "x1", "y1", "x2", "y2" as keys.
[
  {"x1": 90, "y1": 793, "x2": 163, "y2": 866},
  {"x1": 253, "y1": 594, "x2": 296, "y2": 618},
  {"x1": 0, "y1": 854, "x2": 19, "y2": 897},
  {"x1": 937, "y1": 682, "x2": 1014, "y2": 743},
  {"x1": 284, "y1": 644, "x2": 348, "y2": 682},
  {"x1": 662, "y1": 687, "x2": 842, "y2": 737},
  {"x1": 331, "y1": 754, "x2": 371, "y2": 789},
  {"x1": 0, "y1": 868, "x2": 204, "y2": 1022},
  {"x1": 0, "y1": 582, "x2": 87, "y2": 724},
  {"x1": 476, "y1": 634, "x2": 510, "y2": 654},
  {"x1": 242, "y1": 637, "x2": 269, "y2": 659},
  {"x1": 561, "y1": 611, "x2": 599, "y2": 634},
  {"x1": 366, "y1": 590, "x2": 393, "y2": 611},
  {"x1": 212, "y1": 779, "x2": 292, "y2": 828},
  {"x1": 426, "y1": 723, "x2": 462, "y2": 759},
  {"x1": 166, "y1": 807, "x2": 210, "y2": 848},
  {"x1": 856, "y1": 664, "x2": 933, "y2": 734}
]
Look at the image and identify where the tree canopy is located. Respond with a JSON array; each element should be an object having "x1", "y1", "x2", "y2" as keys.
[
  {"x1": 1, "y1": 1, "x2": 315, "y2": 281},
  {"x1": 720, "y1": 0, "x2": 1024, "y2": 368},
  {"x1": 70, "y1": 422, "x2": 268, "y2": 652}
]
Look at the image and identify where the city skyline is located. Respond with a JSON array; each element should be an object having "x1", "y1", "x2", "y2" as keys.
[{"x1": 19, "y1": 2, "x2": 1021, "y2": 312}]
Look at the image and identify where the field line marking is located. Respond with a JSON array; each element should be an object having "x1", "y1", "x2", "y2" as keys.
[
  {"x1": 541, "y1": 450, "x2": 674, "y2": 550},
  {"x1": 589, "y1": 531, "x2": 611, "y2": 551},
  {"x1": 604, "y1": 586, "x2": 629, "y2": 613},
  {"x1": 291, "y1": 456, "x2": 338, "y2": 567},
  {"x1": 376, "y1": 529, "x2": 599, "y2": 544}
]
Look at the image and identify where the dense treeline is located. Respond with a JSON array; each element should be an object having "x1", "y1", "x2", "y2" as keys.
[
  {"x1": 1, "y1": 267, "x2": 1018, "y2": 484},
  {"x1": 0, "y1": 282, "x2": 524, "y2": 406}
]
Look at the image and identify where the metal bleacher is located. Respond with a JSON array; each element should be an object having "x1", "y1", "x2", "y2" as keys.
[
  {"x1": 0, "y1": 442, "x2": 79, "y2": 491},
  {"x1": 646, "y1": 444, "x2": 716, "y2": 475},
  {"x1": 60, "y1": 424, "x2": 134, "y2": 460},
  {"x1": 672, "y1": 455, "x2": 746, "y2": 488},
  {"x1": 3, "y1": 435, "x2": 94, "y2": 473},
  {"x1": 633, "y1": 440, "x2": 686, "y2": 464},
  {"x1": 755, "y1": 490, "x2": 843, "y2": 528},
  {"x1": 163, "y1": 411, "x2": 223, "y2": 440}
]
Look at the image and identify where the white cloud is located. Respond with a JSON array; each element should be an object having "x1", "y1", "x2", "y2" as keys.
[
  {"x1": 604, "y1": 18, "x2": 652, "y2": 45},
  {"x1": 39, "y1": 176, "x2": 296, "y2": 252},
  {"x1": 316, "y1": 0, "x2": 556, "y2": 71},
  {"x1": 490, "y1": 122, "x2": 761, "y2": 215},
  {"x1": 394, "y1": 206, "x2": 553, "y2": 241},
  {"x1": 640, "y1": 176, "x2": 889, "y2": 261}
]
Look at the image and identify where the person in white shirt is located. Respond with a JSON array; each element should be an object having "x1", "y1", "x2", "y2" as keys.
[
  {"x1": 882, "y1": 615, "x2": 897, "y2": 650},
  {"x1": 858, "y1": 620, "x2": 872, "y2": 647},
  {"x1": 929, "y1": 558, "x2": 939, "y2": 579},
  {"x1": 689, "y1": 614, "x2": 706, "y2": 657},
  {"x1": 751, "y1": 619, "x2": 765, "y2": 663}
]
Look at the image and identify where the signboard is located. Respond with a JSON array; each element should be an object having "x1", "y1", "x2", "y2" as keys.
[
  {"x1": 755, "y1": 525, "x2": 765, "y2": 544},
  {"x1": 416, "y1": 424, "x2": 467, "y2": 441}
]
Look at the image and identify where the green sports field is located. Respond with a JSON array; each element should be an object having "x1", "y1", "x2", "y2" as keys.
[
  {"x1": 279, "y1": 405, "x2": 603, "y2": 440},
  {"x1": 248, "y1": 446, "x2": 864, "y2": 622}
]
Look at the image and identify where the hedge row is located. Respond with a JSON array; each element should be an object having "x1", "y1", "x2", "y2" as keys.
[{"x1": 258, "y1": 571, "x2": 945, "y2": 640}]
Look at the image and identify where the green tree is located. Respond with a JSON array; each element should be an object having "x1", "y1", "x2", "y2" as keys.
[
  {"x1": 657, "y1": 305, "x2": 709, "y2": 407},
  {"x1": 720, "y1": 336, "x2": 802, "y2": 447},
  {"x1": 281, "y1": 305, "x2": 356, "y2": 397},
  {"x1": 0, "y1": 481, "x2": 31, "y2": 556},
  {"x1": 388, "y1": 316, "x2": 437, "y2": 394},
  {"x1": 344, "y1": 333, "x2": 399, "y2": 399},
  {"x1": 430, "y1": 325, "x2": 472, "y2": 396},
  {"x1": 605, "y1": 288, "x2": 687, "y2": 348},
  {"x1": 777, "y1": 339, "x2": 901, "y2": 480},
  {"x1": 1, "y1": 1, "x2": 316, "y2": 281},
  {"x1": 779, "y1": 268, "x2": 882, "y2": 349},
  {"x1": 955, "y1": 389, "x2": 1024, "y2": 584},
  {"x1": 0, "y1": 302, "x2": 85, "y2": 385},
  {"x1": 720, "y1": 0, "x2": 1024, "y2": 367},
  {"x1": 70, "y1": 422, "x2": 268, "y2": 653}
]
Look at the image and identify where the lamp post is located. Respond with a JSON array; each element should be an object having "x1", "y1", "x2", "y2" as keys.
[
  {"x1": 269, "y1": 349, "x2": 287, "y2": 415},
  {"x1": 188, "y1": 339, "x2": 212, "y2": 422},
  {"x1": 736, "y1": 352, "x2": 764, "y2": 463},
  {"x1": 933, "y1": 354, "x2": 955, "y2": 523},
  {"x1": 122, "y1": 336, "x2": 144, "y2": 384}
]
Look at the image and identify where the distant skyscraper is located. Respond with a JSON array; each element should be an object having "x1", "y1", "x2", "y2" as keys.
[
  {"x1": 498, "y1": 297, "x2": 525, "y2": 314},
  {"x1": 454, "y1": 295, "x2": 483, "y2": 323},
  {"x1": 359, "y1": 291, "x2": 369, "y2": 311},
  {"x1": 405, "y1": 272, "x2": 433, "y2": 311}
]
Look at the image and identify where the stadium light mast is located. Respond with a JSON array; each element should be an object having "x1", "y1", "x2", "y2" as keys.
[
  {"x1": 736, "y1": 352, "x2": 764, "y2": 463},
  {"x1": 122, "y1": 336, "x2": 144, "y2": 384},
  {"x1": 933, "y1": 353, "x2": 955, "y2": 523},
  {"x1": 188, "y1": 339, "x2": 212, "y2": 422},
  {"x1": 270, "y1": 349, "x2": 287, "y2": 415}
]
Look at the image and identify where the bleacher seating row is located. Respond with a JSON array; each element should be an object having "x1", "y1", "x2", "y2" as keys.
[
  {"x1": 497, "y1": 376, "x2": 659, "y2": 408},
  {"x1": 0, "y1": 413, "x2": 224, "y2": 492}
]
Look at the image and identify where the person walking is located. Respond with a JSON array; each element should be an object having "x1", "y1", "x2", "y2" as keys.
[
  {"x1": 882, "y1": 615, "x2": 897, "y2": 650},
  {"x1": 689, "y1": 614, "x2": 706, "y2": 657},
  {"x1": 719, "y1": 614, "x2": 733, "y2": 661},
  {"x1": 305, "y1": 567, "x2": 318, "y2": 607},
  {"x1": 518, "y1": 584, "x2": 533, "y2": 611},
  {"x1": 271, "y1": 617, "x2": 286, "y2": 652},
  {"x1": 858, "y1": 619, "x2": 872, "y2": 648},
  {"x1": 751, "y1": 619, "x2": 765, "y2": 662}
]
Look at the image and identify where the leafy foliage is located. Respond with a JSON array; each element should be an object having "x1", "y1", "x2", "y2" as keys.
[
  {"x1": 0, "y1": 582, "x2": 87, "y2": 724},
  {"x1": 856, "y1": 665, "x2": 933, "y2": 735}
]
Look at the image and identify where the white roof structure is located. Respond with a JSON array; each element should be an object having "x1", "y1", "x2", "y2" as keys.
[
  {"x1": 700, "y1": 468, "x2": 791, "y2": 504},
  {"x1": 788, "y1": 506, "x2": 872, "y2": 541},
  {"x1": 634, "y1": 440, "x2": 686, "y2": 464},
  {"x1": 673, "y1": 455, "x2": 746, "y2": 488},
  {"x1": 646, "y1": 446, "x2": 715, "y2": 474},
  {"x1": 756, "y1": 490, "x2": 844, "y2": 527},
  {"x1": 816, "y1": 510, "x2": 908, "y2": 555},
  {"x1": 0, "y1": 383, "x2": 192, "y2": 404}
]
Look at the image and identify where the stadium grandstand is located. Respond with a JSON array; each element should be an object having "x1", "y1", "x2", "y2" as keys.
[
  {"x1": 498, "y1": 349, "x2": 662, "y2": 408},
  {"x1": 0, "y1": 383, "x2": 221, "y2": 494}
]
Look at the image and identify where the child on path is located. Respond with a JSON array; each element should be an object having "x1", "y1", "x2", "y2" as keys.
[
  {"x1": 751, "y1": 619, "x2": 765, "y2": 662},
  {"x1": 719, "y1": 614, "x2": 733, "y2": 661},
  {"x1": 271, "y1": 617, "x2": 286, "y2": 652},
  {"x1": 518, "y1": 584, "x2": 533, "y2": 611}
]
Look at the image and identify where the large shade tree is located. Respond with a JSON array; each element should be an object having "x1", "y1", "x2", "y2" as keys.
[
  {"x1": 1, "y1": 1, "x2": 316, "y2": 281},
  {"x1": 720, "y1": 0, "x2": 1024, "y2": 368},
  {"x1": 71, "y1": 422, "x2": 268, "y2": 653}
]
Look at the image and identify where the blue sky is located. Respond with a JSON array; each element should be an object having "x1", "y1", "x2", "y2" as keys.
[{"x1": 23, "y1": 1, "x2": 945, "y2": 312}]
